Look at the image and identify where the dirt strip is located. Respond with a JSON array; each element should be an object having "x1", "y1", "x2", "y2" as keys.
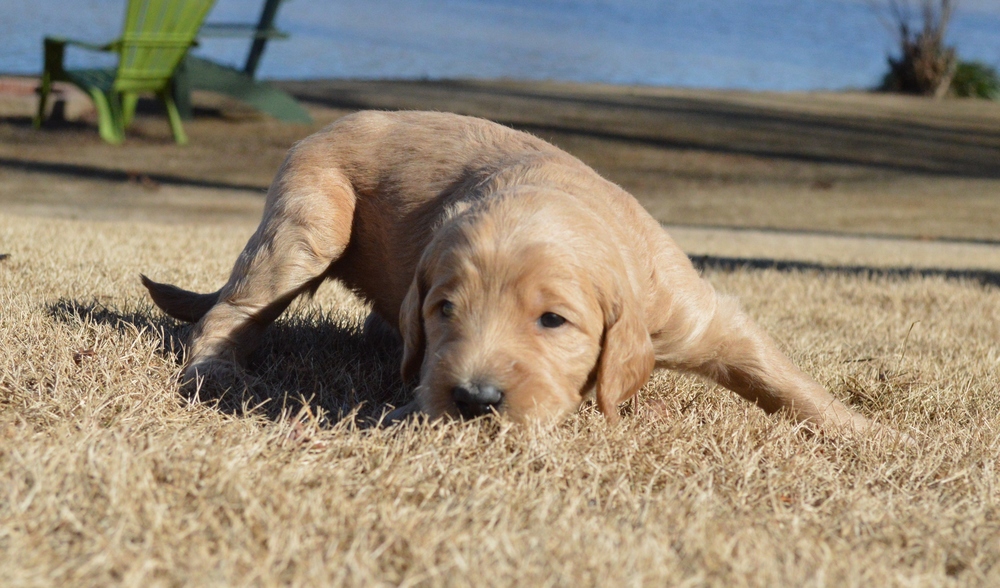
[{"x1": 2, "y1": 76, "x2": 999, "y2": 270}]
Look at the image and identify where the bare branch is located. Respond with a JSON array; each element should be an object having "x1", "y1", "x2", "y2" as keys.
[{"x1": 874, "y1": 0, "x2": 959, "y2": 97}]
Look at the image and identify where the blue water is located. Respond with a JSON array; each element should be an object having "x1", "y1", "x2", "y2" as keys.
[{"x1": 3, "y1": 0, "x2": 999, "y2": 91}]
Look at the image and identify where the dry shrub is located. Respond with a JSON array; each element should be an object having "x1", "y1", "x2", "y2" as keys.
[
  {"x1": 874, "y1": 0, "x2": 958, "y2": 97},
  {"x1": 2, "y1": 213, "x2": 1000, "y2": 586}
]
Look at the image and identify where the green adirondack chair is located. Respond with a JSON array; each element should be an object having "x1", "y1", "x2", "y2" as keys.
[
  {"x1": 173, "y1": 0, "x2": 312, "y2": 124},
  {"x1": 34, "y1": 0, "x2": 216, "y2": 145}
]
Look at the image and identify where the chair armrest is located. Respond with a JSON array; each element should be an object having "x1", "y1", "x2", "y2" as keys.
[
  {"x1": 42, "y1": 36, "x2": 119, "y2": 81},
  {"x1": 198, "y1": 23, "x2": 289, "y2": 40},
  {"x1": 44, "y1": 36, "x2": 118, "y2": 53}
]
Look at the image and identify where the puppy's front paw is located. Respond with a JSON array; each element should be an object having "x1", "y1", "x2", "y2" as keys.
[{"x1": 380, "y1": 401, "x2": 423, "y2": 426}]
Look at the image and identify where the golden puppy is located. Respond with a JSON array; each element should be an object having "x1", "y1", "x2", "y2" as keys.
[{"x1": 143, "y1": 110, "x2": 871, "y2": 433}]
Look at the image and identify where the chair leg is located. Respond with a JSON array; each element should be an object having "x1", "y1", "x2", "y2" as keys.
[
  {"x1": 172, "y1": 58, "x2": 194, "y2": 121},
  {"x1": 121, "y1": 92, "x2": 139, "y2": 128},
  {"x1": 36, "y1": 37, "x2": 66, "y2": 128},
  {"x1": 34, "y1": 71, "x2": 51, "y2": 128},
  {"x1": 90, "y1": 89, "x2": 124, "y2": 145},
  {"x1": 159, "y1": 90, "x2": 188, "y2": 145}
]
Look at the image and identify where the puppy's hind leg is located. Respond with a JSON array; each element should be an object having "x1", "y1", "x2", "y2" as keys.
[
  {"x1": 657, "y1": 283, "x2": 871, "y2": 435},
  {"x1": 183, "y1": 172, "x2": 357, "y2": 389}
]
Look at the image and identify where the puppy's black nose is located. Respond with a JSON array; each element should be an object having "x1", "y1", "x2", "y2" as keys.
[{"x1": 452, "y1": 382, "x2": 503, "y2": 418}]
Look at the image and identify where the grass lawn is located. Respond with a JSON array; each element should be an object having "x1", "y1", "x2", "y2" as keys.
[{"x1": 2, "y1": 79, "x2": 999, "y2": 586}]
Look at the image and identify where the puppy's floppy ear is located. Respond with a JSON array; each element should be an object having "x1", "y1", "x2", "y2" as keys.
[
  {"x1": 594, "y1": 290, "x2": 655, "y2": 422},
  {"x1": 399, "y1": 272, "x2": 426, "y2": 383}
]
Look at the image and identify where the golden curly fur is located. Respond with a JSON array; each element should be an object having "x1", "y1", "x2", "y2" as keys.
[{"x1": 143, "y1": 110, "x2": 871, "y2": 433}]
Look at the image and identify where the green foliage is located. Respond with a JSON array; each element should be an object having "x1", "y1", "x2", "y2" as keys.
[{"x1": 950, "y1": 61, "x2": 1000, "y2": 99}]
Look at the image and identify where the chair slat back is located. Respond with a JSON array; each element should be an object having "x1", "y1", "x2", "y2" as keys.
[{"x1": 115, "y1": 0, "x2": 215, "y2": 92}]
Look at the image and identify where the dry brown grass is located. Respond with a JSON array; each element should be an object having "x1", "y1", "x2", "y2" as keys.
[{"x1": 2, "y1": 212, "x2": 999, "y2": 586}]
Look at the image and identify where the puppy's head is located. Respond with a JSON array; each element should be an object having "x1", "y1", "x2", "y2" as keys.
[{"x1": 399, "y1": 191, "x2": 655, "y2": 424}]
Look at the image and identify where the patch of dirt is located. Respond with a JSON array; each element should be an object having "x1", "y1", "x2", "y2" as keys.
[{"x1": 3, "y1": 76, "x2": 999, "y2": 259}]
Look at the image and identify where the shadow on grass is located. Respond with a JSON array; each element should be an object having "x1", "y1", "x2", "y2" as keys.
[
  {"x1": 690, "y1": 255, "x2": 1000, "y2": 288},
  {"x1": 0, "y1": 156, "x2": 267, "y2": 193},
  {"x1": 47, "y1": 298, "x2": 410, "y2": 426},
  {"x1": 43, "y1": 256, "x2": 996, "y2": 425},
  {"x1": 282, "y1": 79, "x2": 1000, "y2": 179}
]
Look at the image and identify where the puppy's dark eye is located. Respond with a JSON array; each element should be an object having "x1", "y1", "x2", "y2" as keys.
[
  {"x1": 440, "y1": 300, "x2": 455, "y2": 318},
  {"x1": 539, "y1": 312, "x2": 566, "y2": 328}
]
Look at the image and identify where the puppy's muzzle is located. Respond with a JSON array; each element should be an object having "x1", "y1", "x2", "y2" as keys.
[{"x1": 451, "y1": 381, "x2": 503, "y2": 418}]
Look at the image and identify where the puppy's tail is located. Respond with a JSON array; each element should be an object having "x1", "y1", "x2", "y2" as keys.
[{"x1": 140, "y1": 274, "x2": 220, "y2": 323}]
